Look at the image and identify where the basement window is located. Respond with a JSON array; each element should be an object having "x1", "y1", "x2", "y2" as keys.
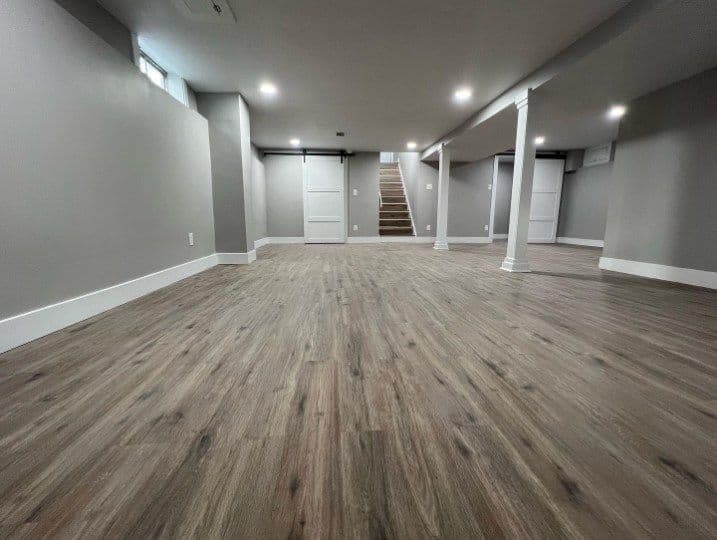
[{"x1": 138, "y1": 53, "x2": 166, "y2": 90}]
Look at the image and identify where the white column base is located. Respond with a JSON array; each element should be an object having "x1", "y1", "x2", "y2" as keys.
[
  {"x1": 216, "y1": 250, "x2": 256, "y2": 264},
  {"x1": 500, "y1": 257, "x2": 530, "y2": 273},
  {"x1": 433, "y1": 241, "x2": 449, "y2": 251}
]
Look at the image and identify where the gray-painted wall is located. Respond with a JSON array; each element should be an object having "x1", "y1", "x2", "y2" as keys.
[
  {"x1": 265, "y1": 155, "x2": 304, "y2": 237},
  {"x1": 398, "y1": 153, "x2": 438, "y2": 236},
  {"x1": 558, "y1": 162, "x2": 612, "y2": 240},
  {"x1": 0, "y1": 0, "x2": 215, "y2": 319},
  {"x1": 349, "y1": 153, "x2": 380, "y2": 237},
  {"x1": 196, "y1": 93, "x2": 254, "y2": 253},
  {"x1": 448, "y1": 158, "x2": 493, "y2": 237},
  {"x1": 251, "y1": 145, "x2": 268, "y2": 241},
  {"x1": 603, "y1": 67, "x2": 717, "y2": 272},
  {"x1": 53, "y1": 0, "x2": 133, "y2": 61},
  {"x1": 493, "y1": 161, "x2": 513, "y2": 235}
]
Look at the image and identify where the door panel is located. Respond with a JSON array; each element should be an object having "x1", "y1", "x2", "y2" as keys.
[
  {"x1": 528, "y1": 159, "x2": 564, "y2": 243},
  {"x1": 303, "y1": 156, "x2": 346, "y2": 243}
]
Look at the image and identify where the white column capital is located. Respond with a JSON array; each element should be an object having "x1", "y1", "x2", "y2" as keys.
[{"x1": 514, "y1": 88, "x2": 532, "y2": 110}]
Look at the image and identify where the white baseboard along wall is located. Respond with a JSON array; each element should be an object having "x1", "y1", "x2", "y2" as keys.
[
  {"x1": 599, "y1": 257, "x2": 717, "y2": 289},
  {"x1": 557, "y1": 237, "x2": 605, "y2": 247}
]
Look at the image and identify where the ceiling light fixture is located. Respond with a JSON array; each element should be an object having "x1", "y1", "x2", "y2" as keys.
[
  {"x1": 259, "y1": 82, "x2": 277, "y2": 96},
  {"x1": 607, "y1": 104, "x2": 627, "y2": 120},
  {"x1": 290, "y1": 138, "x2": 300, "y2": 147},
  {"x1": 534, "y1": 136, "x2": 546, "y2": 145},
  {"x1": 454, "y1": 87, "x2": 472, "y2": 103},
  {"x1": 406, "y1": 141, "x2": 417, "y2": 150}
]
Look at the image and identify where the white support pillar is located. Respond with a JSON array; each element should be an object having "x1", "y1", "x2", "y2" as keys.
[
  {"x1": 501, "y1": 90, "x2": 537, "y2": 272},
  {"x1": 434, "y1": 144, "x2": 451, "y2": 250}
]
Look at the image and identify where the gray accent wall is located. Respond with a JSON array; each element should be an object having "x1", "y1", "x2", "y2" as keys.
[
  {"x1": 251, "y1": 145, "x2": 268, "y2": 242},
  {"x1": 196, "y1": 93, "x2": 254, "y2": 253},
  {"x1": 448, "y1": 158, "x2": 494, "y2": 237},
  {"x1": 0, "y1": 0, "x2": 215, "y2": 319},
  {"x1": 265, "y1": 155, "x2": 304, "y2": 237},
  {"x1": 558, "y1": 162, "x2": 612, "y2": 240},
  {"x1": 603, "y1": 67, "x2": 717, "y2": 272},
  {"x1": 349, "y1": 153, "x2": 380, "y2": 237},
  {"x1": 493, "y1": 161, "x2": 513, "y2": 235},
  {"x1": 397, "y1": 153, "x2": 438, "y2": 236}
]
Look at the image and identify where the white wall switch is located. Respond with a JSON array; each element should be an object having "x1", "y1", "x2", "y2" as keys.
[
  {"x1": 426, "y1": 183, "x2": 433, "y2": 190},
  {"x1": 426, "y1": 224, "x2": 431, "y2": 231},
  {"x1": 488, "y1": 183, "x2": 492, "y2": 190},
  {"x1": 352, "y1": 224, "x2": 359, "y2": 231},
  {"x1": 352, "y1": 188, "x2": 358, "y2": 196},
  {"x1": 188, "y1": 232, "x2": 194, "y2": 246},
  {"x1": 484, "y1": 224, "x2": 489, "y2": 231}
]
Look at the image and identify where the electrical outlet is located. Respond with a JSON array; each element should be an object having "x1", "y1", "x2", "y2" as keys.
[
  {"x1": 187, "y1": 232, "x2": 194, "y2": 246},
  {"x1": 352, "y1": 188, "x2": 358, "y2": 196},
  {"x1": 426, "y1": 224, "x2": 431, "y2": 231},
  {"x1": 352, "y1": 224, "x2": 359, "y2": 231},
  {"x1": 426, "y1": 183, "x2": 433, "y2": 190},
  {"x1": 484, "y1": 224, "x2": 489, "y2": 231}
]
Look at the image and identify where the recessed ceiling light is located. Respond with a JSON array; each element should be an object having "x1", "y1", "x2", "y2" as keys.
[
  {"x1": 406, "y1": 141, "x2": 417, "y2": 150},
  {"x1": 454, "y1": 87, "x2": 472, "y2": 103},
  {"x1": 534, "y1": 136, "x2": 546, "y2": 145},
  {"x1": 607, "y1": 104, "x2": 627, "y2": 120},
  {"x1": 290, "y1": 138, "x2": 300, "y2": 147},
  {"x1": 259, "y1": 82, "x2": 277, "y2": 96}
]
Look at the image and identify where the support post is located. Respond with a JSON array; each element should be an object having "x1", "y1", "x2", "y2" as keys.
[
  {"x1": 434, "y1": 144, "x2": 450, "y2": 250},
  {"x1": 501, "y1": 90, "x2": 536, "y2": 272}
]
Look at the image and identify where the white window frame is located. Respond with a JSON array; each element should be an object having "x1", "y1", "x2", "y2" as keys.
[{"x1": 138, "y1": 52, "x2": 166, "y2": 90}]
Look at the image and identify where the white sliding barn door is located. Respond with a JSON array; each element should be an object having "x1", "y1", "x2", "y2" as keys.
[
  {"x1": 303, "y1": 155, "x2": 346, "y2": 243},
  {"x1": 528, "y1": 159, "x2": 564, "y2": 243}
]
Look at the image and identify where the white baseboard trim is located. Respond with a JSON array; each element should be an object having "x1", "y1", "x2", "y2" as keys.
[
  {"x1": 347, "y1": 236, "x2": 492, "y2": 245},
  {"x1": 347, "y1": 236, "x2": 435, "y2": 243},
  {"x1": 599, "y1": 257, "x2": 717, "y2": 289},
  {"x1": 216, "y1": 250, "x2": 256, "y2": 265},
  {"x1": 0, "y1": 254, "x2": 218, "y2": 354},
  {"x1": 256, "y1": 237, "x2": 305, "y2": 245},
  {"x1": 492, "y1": 233, "x2": 508, "y2": 240},
  {"x1": 447, "y1": 236, "x2": 492, "y2": 244},
  {"x1": 557, "y1": 237, "x2": 604, "y2": 247}
]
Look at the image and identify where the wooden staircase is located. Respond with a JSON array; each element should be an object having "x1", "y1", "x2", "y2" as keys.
[{"x1": 379, "y1": 163, "x2": 413, "y2": 236}]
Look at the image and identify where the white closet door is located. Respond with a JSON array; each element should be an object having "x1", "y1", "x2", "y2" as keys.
[
  {"x1": 303, "y1": 155, "x2": 346, "y2": 243},
  {"x1": 528, "y1": 159, "x2": 564, "y2": 243}
]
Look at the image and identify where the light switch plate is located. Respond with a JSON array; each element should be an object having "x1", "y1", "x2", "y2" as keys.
[
  {"x1": 188, "y1": 232, "x2": 194, "y2": 246},
  {"x1": 352, "y1": 224, "x2": 359, "y2": 231},
  {"x1": 426, "y1": 183, "x2": 433, "y2": 190},
  {"x1": 484, "y1": 225, "x2": 489, "y2": 231},
  {"x1": 352, "y1": 188, "x2": 358, "y2": 196},
  {"x1": 426, "y1": 224, "x2": 431, "y2": 231}
]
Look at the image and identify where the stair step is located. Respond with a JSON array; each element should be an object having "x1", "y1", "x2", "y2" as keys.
[
  {"x1": 380, "y1": 219, "x2": 412, "y2": 226},
  {"x1": 382, "y1": 196, "x2": 406, "y2": 203},
  {"x1": 380, "y1": 203, "x2": 407, "y2": 209},
  {"x1": 379, "y1": 227, "x2": 413, "y2": 235},
  {"x1": 380, "y1": 212, "x2": 410, "y2": 219}
]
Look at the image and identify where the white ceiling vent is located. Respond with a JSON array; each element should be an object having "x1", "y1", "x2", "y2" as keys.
[{"x1": 172, "y1": 0, "x2": 237, "y2": 23}]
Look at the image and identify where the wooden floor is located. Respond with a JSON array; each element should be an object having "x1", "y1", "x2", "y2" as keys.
[{"x1": 1, "y1": 243, "x2": 715, "y2": 538}]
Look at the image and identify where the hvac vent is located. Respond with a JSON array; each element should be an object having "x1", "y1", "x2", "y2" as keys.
[
  {"x1": 583, "y1": 142, "x2": 614, "y2": 167},
  {"x1": 172, "y1": 0, "x2": 237, "y2": 23}
]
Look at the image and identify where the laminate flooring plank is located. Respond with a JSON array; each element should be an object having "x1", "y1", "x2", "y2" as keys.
[{"x1": 0, "y1": 242, "x2": 715, "y2": 538}]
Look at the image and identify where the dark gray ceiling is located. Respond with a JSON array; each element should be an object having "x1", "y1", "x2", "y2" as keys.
[
  {"x1": 98, "y1": 0, "x2": 628, "y2": 151},
  {"x1": 446, "y1": 0, "x2": 717, "y2": 161}
]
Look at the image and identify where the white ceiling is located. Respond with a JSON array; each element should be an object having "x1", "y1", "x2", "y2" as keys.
[
  {"x1": 98, "y1": 0, "x2": 628, "y2": 151},
  {"x1": 446, "y1": 0, "x2": 717, "y2": 161}
]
